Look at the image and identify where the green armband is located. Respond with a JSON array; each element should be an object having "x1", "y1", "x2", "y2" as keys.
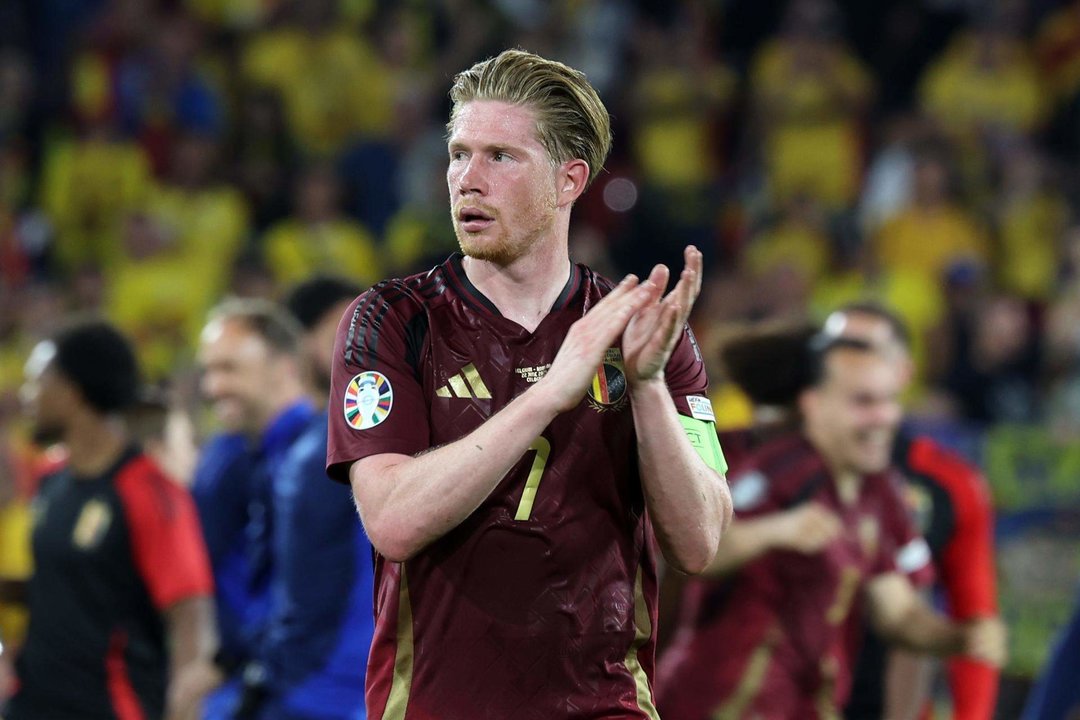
[{"x1": 678, "y1": 415, "x2": 728, "y2": 474}]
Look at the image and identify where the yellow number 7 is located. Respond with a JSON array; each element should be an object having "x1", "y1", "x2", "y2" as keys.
[{"x1": 514, "y1": 436, "x2": 551, "y2": 521}]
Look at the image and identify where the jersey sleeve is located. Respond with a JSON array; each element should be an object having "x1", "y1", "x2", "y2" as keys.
[
  {"x1": 935, "y1": 459, "x2": 1000, "y2": 719},
  {"x1": 326, "y1": 283, "x2": 432, "y2": 483},
  {"x1": 115, "y1": 457, "x2": 214, "y2": 609},
  {"x1": 728, "y1": 466, "x2": 785, "y2": 520},
  {"x1": 875, "y1": 473, "x2": 934, "y2": 585},
  {"x1": 664, "y1": 324, "x2": 710, "y2": 417},
  {"x1": 937, "y1": 462, "x2": 998, "y2": 618}
]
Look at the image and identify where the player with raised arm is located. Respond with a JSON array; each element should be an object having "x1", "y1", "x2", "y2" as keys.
[
  {"x1": 828, "y1": 302, "x2": 1003, "y2": 720},
  {"x1": 326, "y1": 49, "x2": 731, "y2": 719},
  {"x1": 656, "y1": 335, "x2": 1004, "y2": 720}
]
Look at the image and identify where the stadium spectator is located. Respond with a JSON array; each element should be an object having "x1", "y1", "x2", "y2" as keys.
[
  {"x1": 873, "y1": 142, "x2": 990, "y2": 282},
  {"x1": 239, "y1": 0, "x2": 393, "y2": 156},
  {"x1": 0, "y1": 318, "x2": 218, "y2": 720},
  {"x1": 262, "y1": 162, "x2": 382, "y2": 289},
  {"x1": 749, "y1": 0, "x2": 873, "y2": 210},
  {"x1": 326, "y1": 49, "x2": 731, "y2": 718},
  {"x1": 144, "y1": 131, "x2": 249, "y2": 296},
  {"x1": 104, "y1": 211, "x2": 222, "y2": 380},
  {"x1": 114, "y1": 10, "x2": 223, "y2": 175},
  {"x1": 993, "y1": 141, "x2": 1068, "y2": 303},
  {"x1": 920, "y1": 7, "x2": 1047, "y2": 146}
]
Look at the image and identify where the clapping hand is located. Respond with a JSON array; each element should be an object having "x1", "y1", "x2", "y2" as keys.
[{"x1": 623, "y1": 246, "x2": 703, "y2": 385}]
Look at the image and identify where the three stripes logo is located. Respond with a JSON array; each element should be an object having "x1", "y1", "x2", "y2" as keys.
[{"x1": 435, "y1": 363, "x2": 492, "y2": 399}]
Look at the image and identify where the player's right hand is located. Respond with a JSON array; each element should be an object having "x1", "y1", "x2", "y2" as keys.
[
  {"x1": 775, "y1": 503, "x2": 842, "y2": 554},
  {"x1": 538, "y1": 274, "x2": 660, "y2": 413}
]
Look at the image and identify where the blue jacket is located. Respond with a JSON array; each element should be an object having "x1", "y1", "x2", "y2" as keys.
[
  {"x1": 192, "y1": 402, "x2": 316, "y2": 671},
  {"x1": 261, "y1": 411, "x2": 374, "y2": 720}
]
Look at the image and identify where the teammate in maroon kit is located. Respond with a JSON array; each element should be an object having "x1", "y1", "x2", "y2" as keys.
[
  {"x1": 326, "y1": 49, "x2": 732, "y2": 719},
  {"x1": 827, "y1": 303, "x2": 1004, "y2": 720},
  {"x1": 656, "y1": 336, "x2": 1004, "y2": 720}
]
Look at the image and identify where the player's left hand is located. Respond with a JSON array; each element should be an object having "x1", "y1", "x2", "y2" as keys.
[{"x1": 622, "y1": 246, "x2": 703, "y2": 384}]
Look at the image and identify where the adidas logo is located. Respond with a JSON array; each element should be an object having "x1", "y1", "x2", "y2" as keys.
[{"x1": 435, "y1": 363, "x2": 492, "y2": 399}]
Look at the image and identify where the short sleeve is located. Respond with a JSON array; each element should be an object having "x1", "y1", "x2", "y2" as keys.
[
  {"x1": 937, "y1": 465, "x2": 998, "y2": 618},
  {"x1": 875, "y1": 474, "x2": 934, "y2": 586},
  {"x1": 728, "y1": 467, "x2": 783, "y2": 521},
  {"x1": 115, "y1": 457, "x2": 214, "y2": 609},
  {"x1": 664, "y1": 324, "x2": 710, "y2": 418},
  {"x1": 326, "y1": 284, "x2": 432, "y2": 482}
]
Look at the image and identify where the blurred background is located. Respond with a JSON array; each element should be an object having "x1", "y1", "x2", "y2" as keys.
[{"x1": 0, "y1": 0, "x2": 1079, "y2": 714}]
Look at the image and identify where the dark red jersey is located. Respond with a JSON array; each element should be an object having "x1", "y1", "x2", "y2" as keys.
[
  {"x1": 658, "y1": 426, "x2": 781, "y2": 661},
  {"x1": 326, "y1": 254, "x2": 711, "y2": 720},
  {"x1": 845, "y1": 432, "x2": 998, "y2": 720},
  {"x1": 656, "y1": 432, "x2": 931, "y2": 720},
  {"x1": 9, "y1": 447, "x2": 213, "y2": 720}
]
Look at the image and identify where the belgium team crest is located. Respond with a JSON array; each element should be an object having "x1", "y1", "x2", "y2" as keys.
[
  {"x1": 587, "y1": 348, "x2": 629, "y2": 412},
  {"x1": 344, "y1": 371, "x2": 393, "y2": 430}
]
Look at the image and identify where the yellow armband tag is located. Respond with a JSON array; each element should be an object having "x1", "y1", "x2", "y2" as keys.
[{"x1": 678, "y1": 415, "x2": 728, "y2": 474}]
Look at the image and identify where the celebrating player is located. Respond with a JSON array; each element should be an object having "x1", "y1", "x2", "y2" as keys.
[
  {"x1": 656, "y1": 335, "x2": 1004, "y2": 719},
  {"x1": 326, "y1": 49, "x2": 732, "y2": 718}
]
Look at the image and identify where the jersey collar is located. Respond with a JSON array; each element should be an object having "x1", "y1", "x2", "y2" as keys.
[{"x1": 444, "y1": 253, "x2": 584, "y2": 319}]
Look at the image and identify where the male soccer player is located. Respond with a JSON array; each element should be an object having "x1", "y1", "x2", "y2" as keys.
[
  {"x1": 655, "y1": 323, "x2": 816, "y2": 658},
  {"x1": 2, "y1": 319, "x2": 217, "y2": 720},
  {"x1": 827, "y1": 302, "x2": 1003, "y2": 720},
  {"x1": 236, "y1": 277, "x2": 375, "y2": 720},
  {"x1": 655, "y1": 336, "x2": 1004, "y2": 720},
  {"x1": 194, "y1": 299, "x2": 315, "y2": 718},
  {"x1": 327, "y1": 49, "x2": 732, "y2": 719}
]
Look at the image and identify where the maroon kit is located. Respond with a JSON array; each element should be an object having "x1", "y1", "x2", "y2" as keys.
[{"x1": 328, "y1": 254, "x2": 712, "y2": 720}]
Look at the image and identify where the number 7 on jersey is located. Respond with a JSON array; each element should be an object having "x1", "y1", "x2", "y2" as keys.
[{"x1": 514, "y1": 436, "x2": 551, "y2": 521}]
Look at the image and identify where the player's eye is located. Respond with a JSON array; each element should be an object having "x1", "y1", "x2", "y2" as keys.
[{"x1": 493, "y1": 151, "x2": 509, "y2": 162}]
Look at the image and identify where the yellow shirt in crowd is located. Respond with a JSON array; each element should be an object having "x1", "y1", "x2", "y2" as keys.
[
  {"x1": 751, "y1": 40, "x2": 873, "y2": 208},
  {"x1": 242, "y1": 26, "x2": 393, "y2": 155},
  {"x1": 263, "y1": 218, "x2": 383, "y2": 288},
  {"x1": 875, "y1": 204, "x2": 990, "y2": 280}
]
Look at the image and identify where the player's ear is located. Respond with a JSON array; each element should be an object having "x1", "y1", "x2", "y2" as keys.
[{"x1": 557, "y1": 159, "x2": 590, "y2": 207}]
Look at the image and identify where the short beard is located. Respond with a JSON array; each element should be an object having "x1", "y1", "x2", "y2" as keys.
[{"x1": 457, "y1": 232, "x2": 526, "y2": 265}]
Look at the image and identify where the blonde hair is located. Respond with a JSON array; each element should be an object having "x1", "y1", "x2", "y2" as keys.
[{"x1": 448, "y1": 49, "x2": 612, "y2": 188}]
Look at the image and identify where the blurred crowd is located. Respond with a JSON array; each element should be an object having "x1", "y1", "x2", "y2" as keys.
[
  {"x1": 0, "y1": 0, "x2": 1075, "y2": 708},
  {"x1": 3, "y1": 0, "x2": 1080, "y2": 677},
  {"x1": 6, "y1": 0, "x2": 1080, "y2": 429}
]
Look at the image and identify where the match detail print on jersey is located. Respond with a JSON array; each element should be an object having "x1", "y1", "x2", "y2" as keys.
[{"x1": 344, "y1": 371, "x2": 394, "y2": 430}]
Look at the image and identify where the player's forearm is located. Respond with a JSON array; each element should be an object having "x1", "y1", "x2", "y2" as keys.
[
  {"x1": 878, "y1": 598, "x2": 965, "y2": 656},
  {"x1": 352, "y1": 384, "x2": 562, "y2": 561},
  {"x1": 702, "y1": 515, "x2": 791, "y2": 576},
  {"x1": 631, "y1": 378, "x2": 730, "y2": 574},
  {"x1": 166, "y1": 595, "x2": 217, "y2": 676},
  {"x1": 884, "y1": 649, "x2": 934, "y2": 720},
  {"x1": 164, "y1": 595, "x2": 221, "y2": 720}
]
